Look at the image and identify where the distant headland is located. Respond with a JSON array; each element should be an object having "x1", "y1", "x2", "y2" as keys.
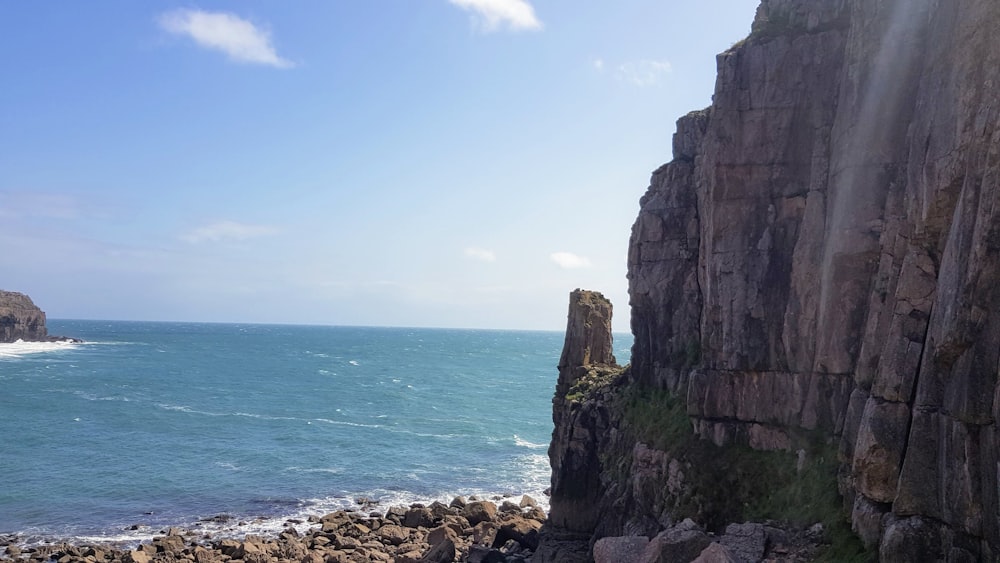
[{"x1": 0, "y1": 290, "x2": 80, "y2": 343}]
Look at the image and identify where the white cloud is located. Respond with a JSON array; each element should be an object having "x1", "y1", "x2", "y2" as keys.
[
  {"x1": 448, "y1": 0, "x2": 542, "y2": 32},
  {"x1": 593, "y1": 58, "x2": 605, "y2": 71},
  {"x1": 550, "y1": 251, "x2": 592, "y2": 269},
  {"x1": 464, "y1": 247, "x2": 497, "y2": 262},
  {"x1": 181, "y1": 220, "x2": 280, "y2": 244},
  {"x1": 617, "y1": 59, "x2": 672, "y2": 86},
  {"x1": 158, "y1": 9, "x2": 294, "y2": 68}
]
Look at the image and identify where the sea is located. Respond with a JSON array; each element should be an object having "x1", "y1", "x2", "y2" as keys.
[{"x1": 0, "y1": 320, "x2": 632, "y2": 547}]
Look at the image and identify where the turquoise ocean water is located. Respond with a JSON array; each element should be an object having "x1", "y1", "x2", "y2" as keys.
[{"x1": 0, "y1": 320, "x2": 631, "y2": 545}]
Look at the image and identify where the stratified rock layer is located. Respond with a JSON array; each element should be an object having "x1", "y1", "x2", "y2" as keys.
[
  {"x1": 546, "y1": 0, "x2": 1000, "y2": 560},
  {"x1": 0, "y1": 290, "x2": 47, "y2": 343}
]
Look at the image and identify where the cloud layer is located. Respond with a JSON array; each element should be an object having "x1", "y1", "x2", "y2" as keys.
[
  {"x1": 159, "y1": 9, "x2": 293, "y2": 68},
  {"x1": 181, "y1": 221, "x2": 279, "y2": 244},
  {"x1": 550, "y1": 251, "x2": 592, "y2": 269},
  {"x1": 616, "y1": 59, "x2": 672, "y2": 86},
  {"x1": 464, "y1": 247, "x2": 497, "y2": 262},
  {"x1": 448, "y1": 0, "x2": 542, "y2": 32}
]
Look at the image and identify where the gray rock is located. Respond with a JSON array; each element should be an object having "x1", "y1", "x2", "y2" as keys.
[
  {"x1": 718, "y1": 523, "x2": 765, "y2": 562},
  {"x1": 639, "y1": 524, "x2": 711, "y2": 563},
  {"x1": 690, "y1": 542, "x2": 739, "y2": 563},
  {"x1": 593, "y1": 536, "x2": 650, "y2": 563}
]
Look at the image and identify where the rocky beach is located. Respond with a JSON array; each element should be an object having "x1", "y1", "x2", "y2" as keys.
[
  {"x1": 0, "y1": 497, "x2": 548, "y2": 563},
  {"x1": 0, "y1": 497, "x2": 829, "y2": 563}
]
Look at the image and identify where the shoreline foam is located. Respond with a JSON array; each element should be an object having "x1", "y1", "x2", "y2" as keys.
[{"x1": 0, "y1": 494, "x2": 548, "y2": 563}]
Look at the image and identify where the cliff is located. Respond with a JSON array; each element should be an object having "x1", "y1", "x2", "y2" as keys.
[
  {"x1": 0, "y1": 290, "x2": 49, "y2": 343},
  {"x1": 541, "y1": 0, "x2": 1000, "y2": 561}
]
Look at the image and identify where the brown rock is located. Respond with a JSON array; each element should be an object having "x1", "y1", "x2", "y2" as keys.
[
  {"x1": 376, "y1": 524, "x2": 408, "y2": 546},
  {"x1": 494, "y1": 517, "x2": 541, "y2": 551},
  {"x1": 461, "y1": 502, "x2": 497, "y2": 527},
  {"x1": 403, "y1": 507, "x2": 435, "y2": 529},
  {"x1": 417, "y1": 536, "x2": 454, "y2": 563}
]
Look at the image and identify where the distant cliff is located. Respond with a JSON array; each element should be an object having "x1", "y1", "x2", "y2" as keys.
[
  {"x1": 0, "y1": 290, "x2": 49, "y2": 343},
  {"x1": 541, "y1": 0, "x2": 1000, "y2": 561}
]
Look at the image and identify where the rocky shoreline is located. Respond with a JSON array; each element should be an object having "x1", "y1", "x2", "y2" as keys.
[
  {"x1": 0, "y1": 500, "x2": 830, "y2": 563},
  {"x1": 0, "y1": 496, "x2": 547, "y2": 563}
]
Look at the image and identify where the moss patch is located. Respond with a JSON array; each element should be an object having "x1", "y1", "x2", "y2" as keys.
[
  {"x1": 613, "y1": 387, "x2": 872, "y2": 561},
  {"x1": 564, "y1": 364, "x2": 627, "y2": 402}
]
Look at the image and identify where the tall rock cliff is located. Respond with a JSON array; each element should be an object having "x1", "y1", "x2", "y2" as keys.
[
  {"x1": 544, "y1": 0, "x2": 1000, "y2": 561},
  {"x1": 0, "y1": 290, "x2": 48, "y2": 343}
]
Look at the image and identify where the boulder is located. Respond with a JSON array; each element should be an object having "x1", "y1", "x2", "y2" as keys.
[
  {"x1": 494, "y1": 517, "x2": 542, "y2": 551},
  {"x1": 466, "y1": 546, "x2": 507, "y2": 563},
  {"x1": 593, "y1": 536, "x2": 650, "y2": 563},
  {"x1": 717, "y1": 523, "x2": 766, "y2": 562},
  {"x1": 690, "y1": 542, "x2": 739, "y2": 563},
  {"x1": 640, "y1": 521, "x2": 711, "y2": 563},
  {"x1": 376, "y1": 524, "x2": 408, "y2": 546},
  {"x1": 418, "y1": 536, "x2": 455, "y2": 563},
  {"x1": 463, "y1": 501, "x2": 498, "y2": 526},
  {"x1": 500, "y1": 501, "x2": 522, "y2": 513},
  {"x1": 404, "y1": 507, "x2": 436, "y2": 529}
]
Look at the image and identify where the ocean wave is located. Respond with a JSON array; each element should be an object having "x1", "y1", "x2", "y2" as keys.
[
  {"x1": 9, "y1": 483, "x2": 552, "y2": 551},
  {"x1": 513, "y1": 434, "x2": 548, "y2": 450},
  {"x1": 313, "y1": 418, "x2": 384, "y2": 429},
  {"x1": 73, "y1": 391, "x2": 133, "y2": 402},
  {"x1": 0, "y1": 339, "x2": 81, "y2": 359}
]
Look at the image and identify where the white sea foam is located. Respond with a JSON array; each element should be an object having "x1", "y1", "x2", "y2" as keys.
[
  {"x1": 513, "y1": 434, "x2": 548, "y2": 449},
  {"x1": 34, "y1": 487, "x2": 547, "y2": 550},
  {"x1": 0, "y1": 339, "x2": 80, "y2": 359}
]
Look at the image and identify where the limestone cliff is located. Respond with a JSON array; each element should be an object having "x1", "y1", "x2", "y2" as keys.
[
  {"x1": 543, "y1": 0, "x2": 1000, "y2": 561},
  {"x1": 0, "y1": 290, "x2": 48, "y2": 343}
]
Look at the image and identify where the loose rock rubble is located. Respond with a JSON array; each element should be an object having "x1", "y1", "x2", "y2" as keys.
[{"x1": 0, "y1": 496, "x2": 544, "y2": 563}]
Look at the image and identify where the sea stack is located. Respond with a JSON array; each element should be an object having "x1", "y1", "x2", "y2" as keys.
[{"x1": 0, "y1": 290, "x2": 49, "y2": 343}]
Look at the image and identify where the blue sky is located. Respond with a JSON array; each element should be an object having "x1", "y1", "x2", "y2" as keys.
[{"x1": 1, "y1": 1, "x2": 757, "y2": 331}]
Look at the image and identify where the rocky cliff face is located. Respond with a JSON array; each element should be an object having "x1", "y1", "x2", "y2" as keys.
[
  {"x1": 543, "y1": 0, "x2": 1000, "y2": 561},
  {"x1": 0, "y1": 290, "x2": 48, "y2": 343}
]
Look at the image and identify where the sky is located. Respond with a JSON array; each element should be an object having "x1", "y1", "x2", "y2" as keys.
[{"x1": 0, "y1": 0, "x2": 759, "y2": 332}]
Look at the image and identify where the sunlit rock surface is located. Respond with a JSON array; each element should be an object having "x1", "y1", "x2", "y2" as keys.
[{"x1": 545, "y1": 0, "x2": 1000, "y2": 560}]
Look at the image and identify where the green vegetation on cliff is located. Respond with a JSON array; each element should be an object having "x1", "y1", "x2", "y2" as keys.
[{"x1": 616, "y1": 387, "x2": 871, "y2": 562}]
